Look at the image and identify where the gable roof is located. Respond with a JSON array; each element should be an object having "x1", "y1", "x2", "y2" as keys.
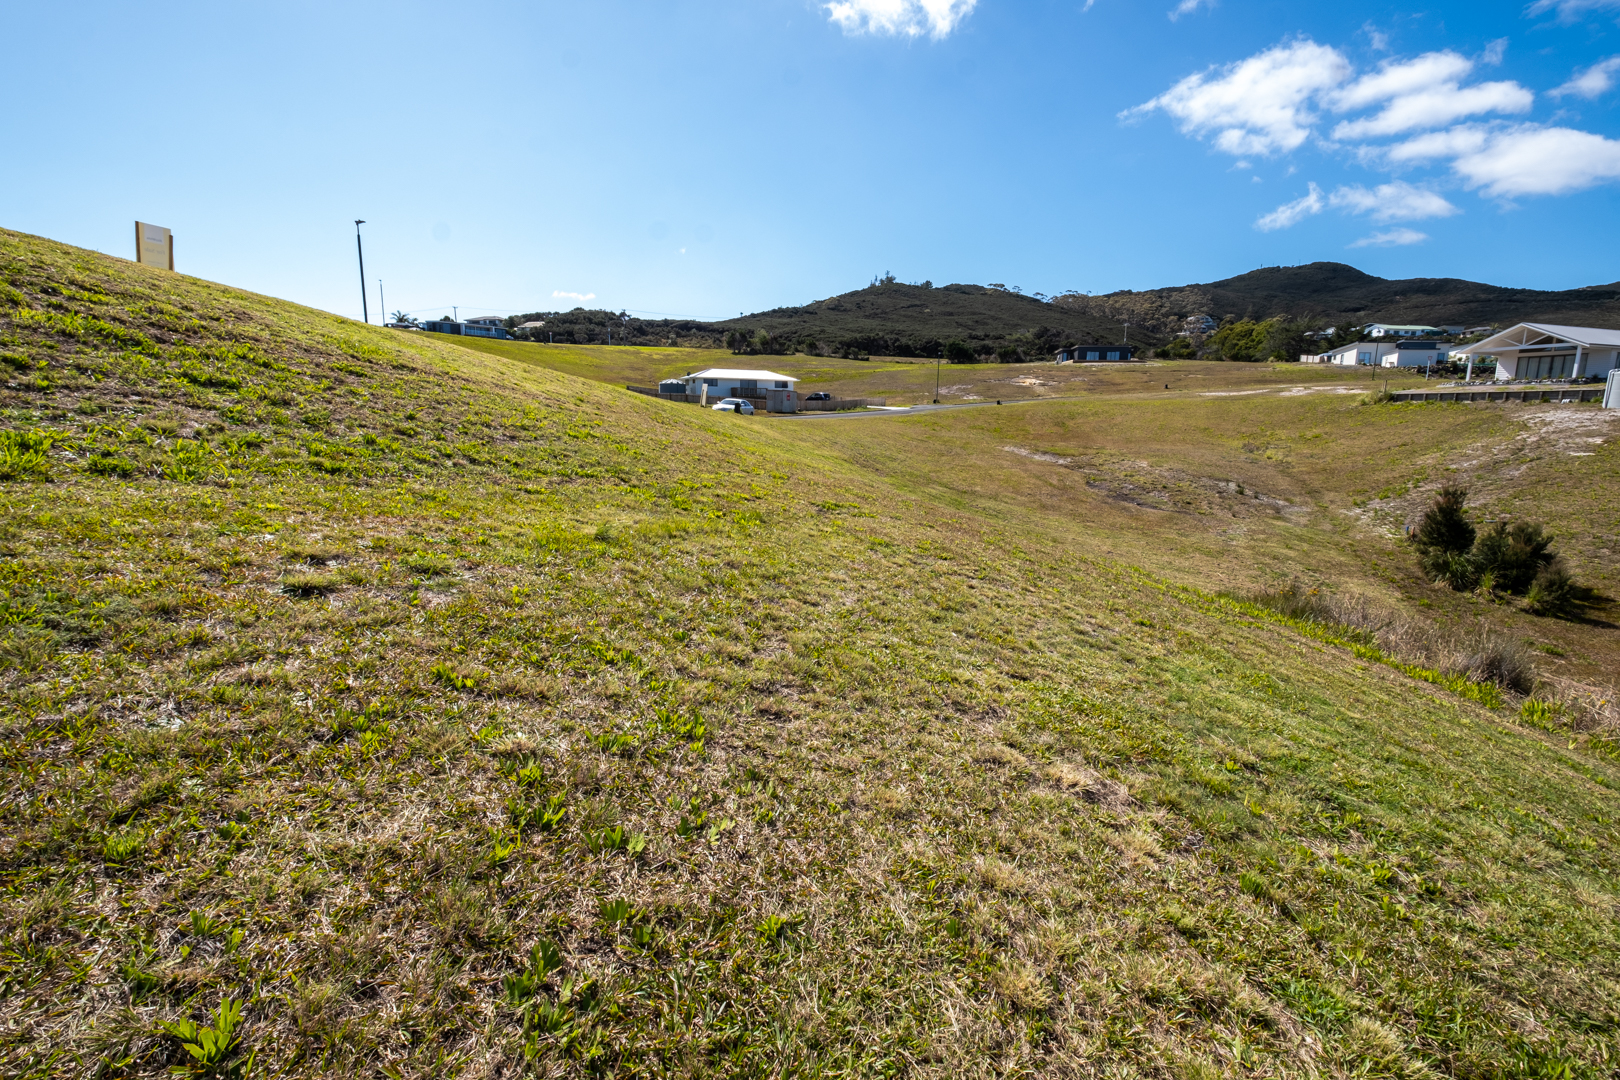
[
  {"x1": 1467, "y1": 322, "x2": 1620, "y2": 353},
  {"x1": 683, "y1": 368, "x2": 797, "y2": 382}
]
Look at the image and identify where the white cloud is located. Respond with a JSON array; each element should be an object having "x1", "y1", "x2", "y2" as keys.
[
  {"x1": 1363, "y1": 23, "x2": 1390, "y2": 52},
  {"x1": 1328, "y1": 181, "x2": 1460, "y2": 221},
  {"x1": 1526, "y1": 0, "x2": 1620, "y2": 23},
  {"x1": 1482, "y1": 38, "x2": 1508, "y2": 66},
  {"x1": 1350, "y1": 227, "x2": 1430, "y2": 247},
  {"x1": 1125, "y1": 40, "x2": 1350, "y2": 157},
  {"x1": 1384, "y1": 124, "x2": 1492, "y2": 163},
  {"x1": 1168, "y1": 0, "x2": 1213, "y2": 21},
  {"x1": 1327, "y1": 52, "x2": 1532, "y2": 139},
  {"x1": 824, "y1": 0, "x2": 977, "y2": 38},
  {"x1": 553, "y1": 290, "x2": 596, "y2": 303},
  {"x1": 1445, "y1": 124, "x2": 1620, "y2": 196},
  {"x1": 1256, "y1": 183, "x2": 1325, "y2": 230},
  {"x1": 1552, "y1": 56, "x2": 1620, "y2": 98},
  {"x1": 1328, "y1": 51, "x2": 1474, "y2": 112}
]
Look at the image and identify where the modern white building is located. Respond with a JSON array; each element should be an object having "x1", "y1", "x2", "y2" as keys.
[
  {"x1": 1300, "y1": 341, "x2": 1449, "y2": 367},
  {"x1": 1366, "y1": 323, "x2": 1441, "y2": 338},
  {"x1": 669, "y1": 368, "x2": 798, "y2": 398},
  {"x1": 1456, "y1": 323, "x2": 1620, "y2": 382}
]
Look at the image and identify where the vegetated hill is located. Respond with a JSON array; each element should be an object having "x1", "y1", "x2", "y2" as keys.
[
  {"x1": 3, "y1": 226, "x2": 1618, "y2": 1079},
  {"x1": 1054, "y1": 261, "x2": 1620, "y2": 337},
  {"x1": 508, "y1": 278, "x2": 1137, "y2": 359}
]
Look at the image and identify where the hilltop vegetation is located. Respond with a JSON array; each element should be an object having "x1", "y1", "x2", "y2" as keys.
[
  {"x1": 502, "y1": 262, "x2": 1620, "y2": 365},
  {"x1": 1, "y1": 228, "x2": 1619, "y2": 1080},
  {"x1": 1057, "y1": 261, "x2": 1620, "y2": 338},
  {"x1": 508, "y1": 278, "x2": 1139, "y2": 359}
]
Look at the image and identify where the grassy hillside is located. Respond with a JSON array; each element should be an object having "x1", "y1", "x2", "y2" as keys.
[
  {"x1": 1056, "y1": 262, "x2": 1620, "y2": 338},
  {"x1": 2, "y1": 227, "x2": 1618, "y2": 1080}
]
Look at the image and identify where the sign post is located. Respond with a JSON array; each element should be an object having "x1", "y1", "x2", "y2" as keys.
[{"x1": 135, "y1": 222, "x2": 173, "y2": 270}]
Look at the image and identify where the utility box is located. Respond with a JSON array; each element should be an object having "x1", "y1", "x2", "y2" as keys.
[
  {"x1": 1606, "y1": 368, "x2": 1620, "y2": 410},
  {"x1": 765, "y1": 388, "x2": 798, "y2": 413}
]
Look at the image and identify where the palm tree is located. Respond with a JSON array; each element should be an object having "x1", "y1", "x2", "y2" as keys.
[{"x1": 390, "y1": 311, "x2": 417, "y2": 326}]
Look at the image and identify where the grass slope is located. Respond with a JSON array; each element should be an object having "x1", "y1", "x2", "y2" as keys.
[{"x1": 1, "y1": 228, "x2": 1618, "y2": 1080}]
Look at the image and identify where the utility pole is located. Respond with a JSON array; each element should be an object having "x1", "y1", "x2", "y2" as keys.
[
  {"x1": 378, "y1": 280, "x2": 385, "y2": 325},
  {"x1": 934, "y1": 347, "x2": 941, "y2": 404},
  {"x1": 354, "y1": 221, "x2": 368, "y2": 324},
  {"x1": 453, "y1": 306, "x2": 458, "y2": 322}
]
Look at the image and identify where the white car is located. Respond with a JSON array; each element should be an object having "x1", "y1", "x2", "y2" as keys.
[{"x1": 710, "y1": 398, "x2": 755, "y2": 414}]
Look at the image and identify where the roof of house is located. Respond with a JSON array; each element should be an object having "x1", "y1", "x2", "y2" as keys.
[
  {"x1": 683, "y1": 368, "x2": 798, "y2": 382},
  {"x1": 1467, "y1": 322, "x2": 1620, "y2": 353},
  {"x1": 464, "y1": 316, "x2": 504, "y2": 324},
  {"x1": 1368, "y1": 323, "x2": 1440, "y2": 329}
]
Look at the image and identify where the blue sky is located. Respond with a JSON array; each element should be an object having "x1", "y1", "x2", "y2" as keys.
[{"x1": 6, "y1": 0, "x2": 1620, "y2": 322}]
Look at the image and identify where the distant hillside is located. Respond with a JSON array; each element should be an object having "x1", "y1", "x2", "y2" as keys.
[
  {"x1": 509, "y1": 279, "x2": 1136, "y2": 359},
  {"x1": 507, "y1": 263, "x2": 1620, "y2": 359},
  {"x1": 1055, "y1": 262, "x2": 1620, "y2": 337}
]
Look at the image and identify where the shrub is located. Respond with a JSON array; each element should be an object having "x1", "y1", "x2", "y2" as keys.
[
  {"x1": 1473, "y1": 521, "x2": 1555, "y2": 594},
  {"x1": 1413, "y1": 485, "x2": 1475, "y2": 557},
  {"x1": 1526, "y1": 560, "x2": 1577, "y2": 618},
  {"x1": 1420, "y1": 548, "x2": 1479, "y2": 591}
]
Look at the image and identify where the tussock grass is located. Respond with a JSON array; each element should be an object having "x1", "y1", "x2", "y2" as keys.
[
  {"x1": 1245, "y1": 580, "x2": 1534, "y2": 694},
  {"x1": 0, "y1": 228, "x2": 1617, "y2": 1079}
]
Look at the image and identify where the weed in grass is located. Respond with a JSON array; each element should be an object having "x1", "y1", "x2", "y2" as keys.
[
  {"x1": 0, "y1": 428, "x2": 55, "y2": 480},
  {"x1": 158, "y1": 997, "x2": 254, "y2": 1080},
  {"x1": 428, "y1": 660, "x2": 480, "y2": 690}
]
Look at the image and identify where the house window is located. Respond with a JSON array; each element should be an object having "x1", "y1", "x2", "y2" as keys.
[
  {"x1": 1358, "y1": 351, "x2": 1371, "y2": 363},
  {"x1": 774, "y1": 381, "x2": 787, "y2": 389},
  {"x1": 703, "y1": 378, "x2": 718, "y2": 386}
]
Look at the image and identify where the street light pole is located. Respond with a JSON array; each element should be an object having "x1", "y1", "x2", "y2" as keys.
[
  {"x1": 354, "y1": 221, "x2": 368, "y2": 324},
  {"x1": 935, "y1": 348, "x2": 941, "y2": 404},
  {"x1": 378, "y1": 279, "x2": 385, "y2": 326}
]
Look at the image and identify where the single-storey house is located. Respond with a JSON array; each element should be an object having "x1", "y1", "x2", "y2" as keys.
[
  {"x1": 1055, "y1": 345, "x2": 1137, "y2": 362},
  {"x1": 1454, "y1": 323, "x2": 1620, "y2": 382},
  {"x1": 1301, "y1": 342, "x2": 1397, "y2": 365},
  {"x1": 672, "y1": 368, "x2": 797, "y2": 399},
  {"x1": 1300, "y1": 341, "x2": 1451, "y2": 367},
  {"x1": 1367, "y1": 323, "x2": 1440, "y2": 338},
  {"x1": 421, "y1": 318, "x2": 510, "y2": 340}
]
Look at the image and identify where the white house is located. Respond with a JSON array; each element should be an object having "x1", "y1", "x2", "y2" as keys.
[
  {"x1": 1456, "y1": 323, "x2": 1620, "y2": 382},
  {"x1": 1301, "y1": 342, "x2": 1399, "y2": 365},
  {"x1": 671, "y1": 368, "x2": 798, "y2": 399},
  {"x1": 1367, "y1": 323, "x2": 1441, "y2": 338},
  {"x1": 1300, "y1": 340, "x2": 1450, "y2": 367}
]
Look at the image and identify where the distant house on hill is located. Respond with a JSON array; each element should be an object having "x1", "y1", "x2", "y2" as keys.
[
  {"x1": 1366, "y1": 323, "x2": 1440, "y2": 338},
  {"x1": 1054, "y1": 345, "x2": 1138, "y2": 362},
  {"x1": 421, "y1": 317, "x2": 510, "y2": 340},
  {"x1": 1456, "y1": 323, "x2": 1620, "y2": 381},
  {"x1": 1184, "y1": 315, "x2": 1217, "y2": 335}
]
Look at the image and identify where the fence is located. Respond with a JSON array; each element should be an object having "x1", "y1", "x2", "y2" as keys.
[
  {"x1": 799, "y1": 397, "x2": 887, "y2": 411},
  {"x1": 1392, "y1": 384, "x2": 1605, "y2": 404}
]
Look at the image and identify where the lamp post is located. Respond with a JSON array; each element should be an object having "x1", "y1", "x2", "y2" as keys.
[
  {"x1": 378, "y1": 280, "x2": 385, "y2": 326},
  {"x1": 935, "y1": 348, "x2": 941, "y2": 404},
  {"x1": 354, "y1": 221, "x2": 368, "y2": 324}
]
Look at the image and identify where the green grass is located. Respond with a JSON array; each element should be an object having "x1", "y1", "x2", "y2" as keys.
[{"x1": 1, "y1": 226, "x2": 1618, "y2": 1079}]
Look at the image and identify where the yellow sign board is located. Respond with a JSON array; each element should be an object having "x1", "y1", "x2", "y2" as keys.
[{"x1": 135, "y1": 221, "x2": 173, "y2": 270}]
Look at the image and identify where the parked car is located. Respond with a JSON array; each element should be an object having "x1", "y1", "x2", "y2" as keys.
[
  {"x1": 711, "y1": 398, "x2": 754, "y2": 414},
  {"x1": 805, "y1": 391, "x2": 831, "y2": 401}
]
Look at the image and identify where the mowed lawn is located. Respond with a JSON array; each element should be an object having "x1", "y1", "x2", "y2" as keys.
[
  {"x1": 1, "y1": 227, "x2": 1617, "y2": 1080},
  {"x1": 452, "y1": 335, "x2": 1443, "y2": 406}
]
